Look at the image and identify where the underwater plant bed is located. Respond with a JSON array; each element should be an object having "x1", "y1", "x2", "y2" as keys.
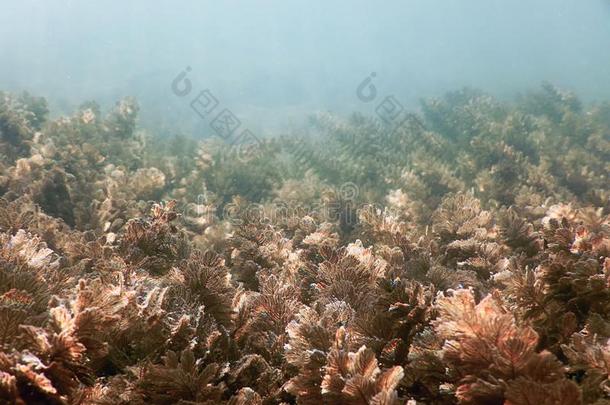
[{"x1": 0, "y1": 85, "x2": 609, "y2": 404}]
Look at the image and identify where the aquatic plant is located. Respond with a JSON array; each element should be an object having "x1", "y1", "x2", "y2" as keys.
[{"x1": 0, "y1": 84, "x2": 608, "y2": 404}]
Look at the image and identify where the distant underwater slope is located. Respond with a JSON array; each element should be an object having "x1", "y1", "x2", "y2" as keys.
[{"x1": 0, "y1": 84, "x2": 608, "y2": 404}]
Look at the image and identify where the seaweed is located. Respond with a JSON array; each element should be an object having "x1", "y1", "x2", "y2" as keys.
[{"x1": 0, "y1": 84, "x2": 608, "y2": 404}]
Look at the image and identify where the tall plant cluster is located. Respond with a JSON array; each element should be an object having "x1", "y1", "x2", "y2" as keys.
[{"x1": 0, "y1": 84, "x2": 608, "y2": 404}]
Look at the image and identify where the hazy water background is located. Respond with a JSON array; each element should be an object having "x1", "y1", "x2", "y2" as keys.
[{"x1": 1, "y1": 0, "x2": 609, "y2": 137}]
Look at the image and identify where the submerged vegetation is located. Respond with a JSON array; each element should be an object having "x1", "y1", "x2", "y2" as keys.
[{"x1": 0, "y1": 84, "x2": 609, "y2": 404}]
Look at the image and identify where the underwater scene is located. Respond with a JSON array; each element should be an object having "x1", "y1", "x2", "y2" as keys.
[{"x1": 1, "y1": 1, "x2": 610, "y2": 404}]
